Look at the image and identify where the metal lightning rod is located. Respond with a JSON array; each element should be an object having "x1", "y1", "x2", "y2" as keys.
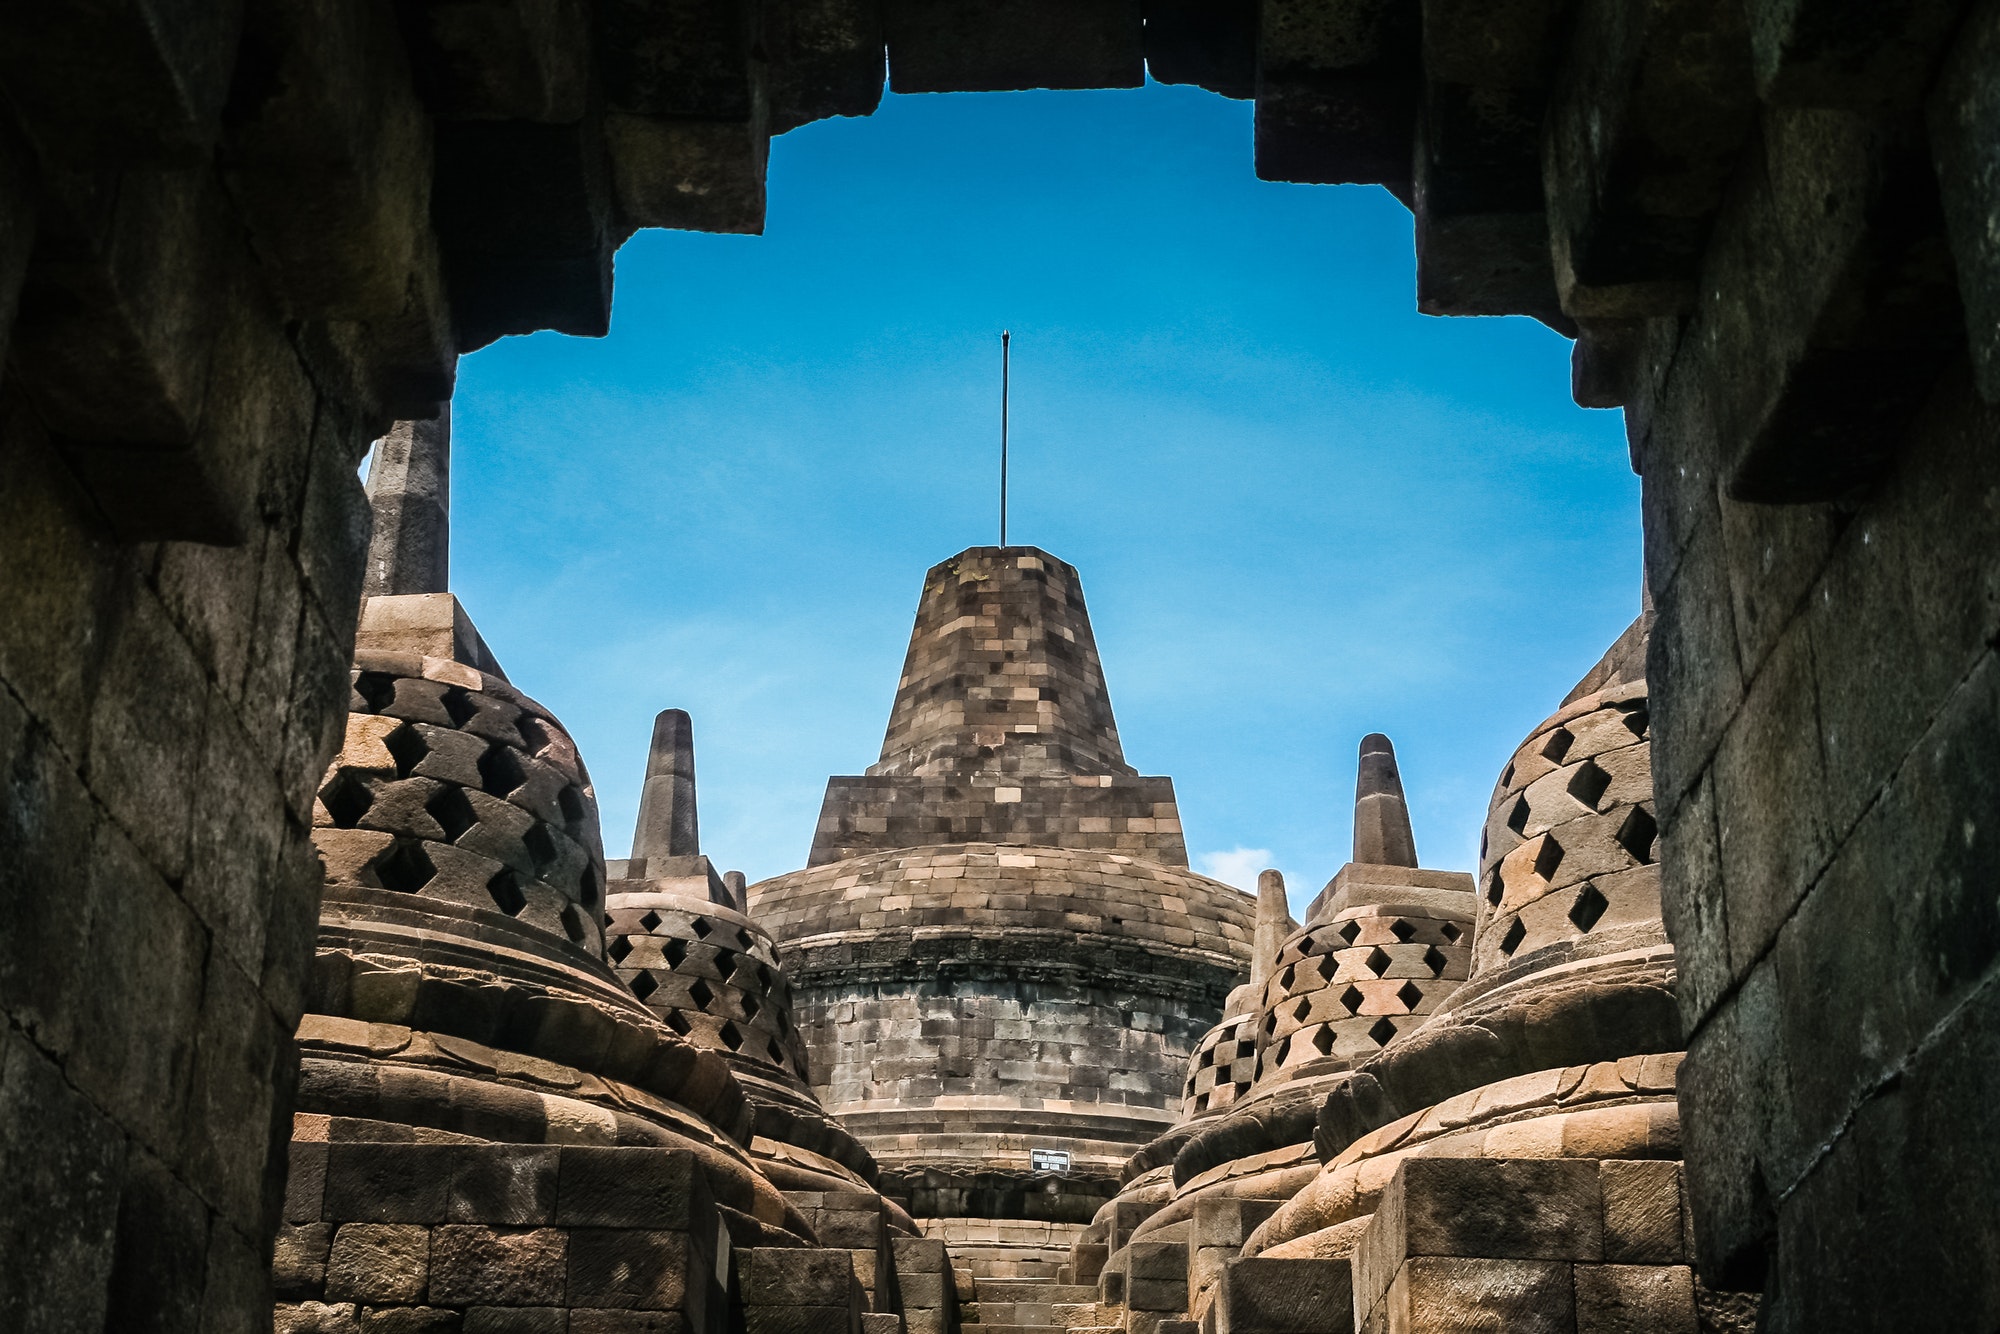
[{"x1": 1000, "y1": 330, "x2": 1010, "y2": 548}]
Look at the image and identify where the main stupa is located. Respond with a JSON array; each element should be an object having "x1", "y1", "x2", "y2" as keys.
[{"x1": 750, "y1": 546, "x2": 1256, "y2": 1276}]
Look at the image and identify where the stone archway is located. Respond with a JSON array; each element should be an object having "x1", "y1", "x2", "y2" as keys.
[{"x1": 0, "y1": 1, "x2": 1997, "y2": 1329}]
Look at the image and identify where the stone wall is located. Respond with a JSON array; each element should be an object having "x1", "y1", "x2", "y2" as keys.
[
  {"x1": 811, "y1": 774, "x2": 1187, "y2": 867},
  {"x1": 811, "y1": 547, "x2": 1192, "y2": 868},
  {"x1": 0, "y1": 4, "x2": 863, "y2": 1325},
  {"x1": 1607, "y1": 17, "x2": 2000, "y2": 1326},
  {"x1": 276, "y1": 1140, "x2": 731, "y2": 1333},
  {"x1": 1649, "y1": 296, "x2": 2000, "y2": 1324},
  {"x1": 870, "y1": 549, "x2": 1133, "y2": 782},
  {"x1": 754, "y1": 843, "x2": 1254, "y2": 1218},
  {"x1": 0, "y1": 255, "x2": 365, "y2": 1332},
  {"x1": 4, "y1": 0, "x2": 2000, "y2": 1323}
]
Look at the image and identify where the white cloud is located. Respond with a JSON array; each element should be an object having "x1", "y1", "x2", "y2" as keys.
[{"x1": 1196, "y1": 847, "x2": 1275, "y2": 890}]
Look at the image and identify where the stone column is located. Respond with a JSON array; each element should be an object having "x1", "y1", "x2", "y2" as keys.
[
  {"x1": 1251, "y1": 869, "x2": 1291, "y2": 995},
  {"x1": 363, "y1": 406, "x2": 450, "y2": 598},
  {"x1": 633, "y1": 708, "x2": 700, "y2": 859},
  {"x1": 1352, "y1": 733, "x2": 1417, "y2": 867}
]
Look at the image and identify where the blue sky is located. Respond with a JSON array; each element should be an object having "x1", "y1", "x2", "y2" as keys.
[{"x1": 443, "y1": 81, "x2": 1641, "y2": 915}]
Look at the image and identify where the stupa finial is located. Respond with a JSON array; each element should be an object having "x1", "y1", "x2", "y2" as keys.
[
  {"x1": 363, "y1": 407, "x2": 450, "y2": 598},
  {"x1": 1353, "y1": 732, "x2": 1418, "y2": 867},
  {"x1": 632, "y1": 709, "x2": 700, "y2": 859}
]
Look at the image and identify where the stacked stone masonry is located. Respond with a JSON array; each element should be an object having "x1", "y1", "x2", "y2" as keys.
[
  {"x1": 758, "y1": 548, "x2": 1257, "y2": 1274},
  {"x1": 813, "y1": 549, "x2": 1191, "y2": 868},
  {"x1": 604, "y1": 891, "x2": 811, "y2": 1083},
  {"x1": 870, "y1": 550, "x2": 1133, "y2": 782},
  {"x1": 2, "y1": 0, "x2": 1998, "y2": 1328},
  {"x1": 1257, "y1": 890, "x2": 1472, "y2": 1078},
  {"x1": 316, "y1": 649, "x2": 608, "y2": 952}
]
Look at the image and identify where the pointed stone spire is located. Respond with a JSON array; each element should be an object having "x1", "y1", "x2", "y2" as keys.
[
  {"x1": 1353, "y1": 733, "x2": 1418, "y2": 867},
  {"x1": 1251, "y1": 868, "x2": 1293, "y2": 995},
  {"x1": 363, "y1": 407, "x2": 450, "y2": 598},
  {"x1": 632, "y1": 709, "x2": 699, "y2": 860},
  {"x1": 869, "y1": 547, "x2": 1135, "y2": 779}
]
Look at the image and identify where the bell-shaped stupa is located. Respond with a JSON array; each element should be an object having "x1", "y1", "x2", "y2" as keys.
[{"x1": 751, "y1": 546, "x2": 1256, "y2": 1277}]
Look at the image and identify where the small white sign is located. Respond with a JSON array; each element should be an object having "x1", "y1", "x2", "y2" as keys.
[{"x1": 1031, "y1": 1148, "x2": 1071, "y2": 1172}]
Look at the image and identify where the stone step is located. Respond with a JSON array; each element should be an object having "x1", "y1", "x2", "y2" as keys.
[
  {"x1": 1052, "y1": 1302, "x2": 1116, "y2": 1330},
  {"x1": 972, "y1": 1282, "x2": 1100, "y2": 1303},
  {"x1": 958, "y1": 1303, "x2": 1118, "y2": 1332}
]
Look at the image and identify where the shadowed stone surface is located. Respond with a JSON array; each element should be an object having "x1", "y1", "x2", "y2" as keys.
[{"x1": 0, "y1": 0, "x2": 1996, "y2": 1325}]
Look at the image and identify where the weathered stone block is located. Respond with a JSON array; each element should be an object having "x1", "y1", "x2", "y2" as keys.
[
  {"x1": 1362, "y1": 1257, "x2": 1574, "y2": 1334},
  {"x1": 555, "y1": 1149, "x2": 715, "y2": 1231},
  {"x1": 1143, "y1": 0, "x2": 1257, "y2": 98},
  {"x1": 571, "y1": 1311, "x2": 692, "y2": 1334},
  {"x1": 221, "y1": 0, "x2": 435, "y2": 324},
  {"x1": 1214, "y1": 1256, "x2": 1351, "y2": 1334},
  {"x1": 883, "y1": 0, "x2": 1142, "y2": 91},
  {"x1": 598, "y1": 0, "x2": 757, "y2": 117},
  {"x1": 890, "y1": 1235, "x2": 948, "y2": 1276},
  {"x1": 896, "y1": 1272, "x2": 948, "y2": 1307},
  {"x1": 744, "y1": 1306, "x2": 855, "y2": 1334},
  {"x1": 181, "y1": 949, "x2": 285, "y2": 1226},
  {"x1": 1931, "y1": 2, "x2": 2000, "y2": 405},
  {"x1": 816, "y1": 1207, "x2": 886, "y2": 1248},
  {"x1": 766, "y1": 0, "x2": 886, "y2": 130},
  {"x1": 1574, "y1": 1263, "x2": 1697, "y2": 1333},
  {"x1": 277, "y1": 1223, "x2": 336, "y2": 1298},
  {"x1": 604, "y1": 113, "x2": 768, "y2": 237},
  {"x1": 1759, "y1": 973, "x2": 2000, "y2": 1330},
  {"x1": 1356, "y1": 1157, "x2": 1603, "y2": 1316},
  {"x1": 1748, "y1": 0, "x2": 1965, "y2": 109},
  {"x1": 1676, "y1": 962, "x2": 1785, "y2": 1289},
  {"x1": 358, "y1": 1307, "x2": 462, "y2": 1333},
  {"x1": 1542, "y1": 0, "x2": 1757, "y2": 317},
  {"x1": 1128, "y1": 1241, "x2": 1189, "y2": 1282},
  {"x1": 1645, "y1": 515, "x2": 1742, "y2": 827},
  {"x1": 569, "y1": 1228, "x2": 697, "y2": 1311},
  {"x1": 1702, "y1": 110, "x2": 1962, "y2": 505},
  {"x1": 1129, "y1": 1277, "x2": 1191, "y2": 1313},
  {"x1": 67, "y1": 826, "x2": 206, "y2": 1158},
  {"x1": 0, "y1": 695, "x2": 100, "y2": 1069},
  {"x1": 741, "y1": 1247, "x2": 859, "y2": 1306},
  {"x1": 14, "y1": 162, "x2": 228, "y2": 456},
  {"x1": 464, "y1": 1309, "x2": 567, "y2": 1334},
  {"x1": 1600, "y1": 1162, "x2": 1684, "y2": 1266},
  {"x1": 450, "y1": 1145, "x2": 561, "y2": 1225},
  {"x1": 326, "y1": 1145, "x2": 455, "y2": 1223},
  {"x1": 0, "y1": 0, "x2": 241, "y2": 162},
  {"x1": 1071, "y1": 1242, "x2": 1110, "y2": 1283},
  {"x1": 288, "y1": 1142, "x2": 331, "y2": 1224},
  {"x1": 326, "y1": 1224, "x2": 432, "y2": 1304},
  {"x1": 401, "y1": 0, "x2": 593, "y2": 121},
  {"x1": 278, "y1": 1303, "x2": 365, "y2": 1334},
  {"x1": 105, "y1": 1145, "x2": 210, "y2": 1333},
  {"x1": 430, "y1": 1226, "x2": 569, "y2": 1307},
  {"x1": 432, "y1": 117, "x2": 616, "y2": 349},
  {"x1": 0, "y1": 1033, "x2": 123, "y2": 1332},
  {"x1": 1710, "y1": 627, "x2": 1830, "y2": 978},
  {"x1": 1254, "y1": 0, "x2": 1419, "y2": 188},
  {"x1": 1192, "y1": 1198, "x2": 1283, "y2": 1250},
  {"x1": 1413, "y1": 76, "x2": 1566, "y2": 327}
]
